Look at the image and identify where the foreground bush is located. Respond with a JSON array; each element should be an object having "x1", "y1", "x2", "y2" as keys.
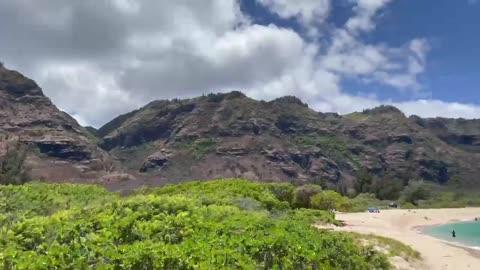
[
  {"x1": 293, "y1": 184, "x2": 323, "y2": 208},
  {"x1": 0, "y1": 179, "x2": 391, "y2": 269},
  {"x1": 0, "y1": 182, "x2": 118, "y2": 226},
  {"x1": 311, "y1": 190, "x2": 352, "y2": 212}
]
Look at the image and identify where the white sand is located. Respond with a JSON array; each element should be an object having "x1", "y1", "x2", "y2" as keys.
[{"x1": 324, "y1": 208, "x2": 480, "y2": 270}]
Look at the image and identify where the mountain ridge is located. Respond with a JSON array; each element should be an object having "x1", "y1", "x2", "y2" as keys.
[
  {"x1": 2, "y1": 66, "x2": 480, "y2": 193},
  {"x1": 95, "y1": 91, "x2": 480, "y2": 192},
  {"x1": 0, "y1": 65, "x2": 114, "y2": 183}
]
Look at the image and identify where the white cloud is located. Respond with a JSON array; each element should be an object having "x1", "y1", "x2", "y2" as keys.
[
  {"x1": 310, "y1": 94, "x2": 480, "y2": 120},
  {"x1": 0, "y1": 0, "x2": 479, "y2": 127},
  {"x1": 395, "y1": 100, "x2": 480, "y2": 119},
  {"x1": 346, "y1": 0, "x2": 392, "y2": 33},
  {"x1": 36, "y1": 61, "x2": 143, "y2": 126},
  {"x1": 257, "y1": 0, "x2": 331, "y2": 26}
]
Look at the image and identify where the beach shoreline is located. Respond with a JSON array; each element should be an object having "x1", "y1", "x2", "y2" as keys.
[
  {"x1": 416, "y1": 222, "x2": 480, "y2": 252},
  {"x1": 318, "y1": 208, "x2": 480, "y2": 270}
]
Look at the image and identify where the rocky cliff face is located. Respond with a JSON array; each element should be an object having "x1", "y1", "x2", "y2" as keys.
[
  {"x1": 0, "y1": 66, "x2": 113, "y2": 182},
  {"x1": 97, "y1": 92, "x2": 480, "y2": 192},
  {"x1": 3, "y1": 66, "x2": 480, "y2": 192},
  {"x1": 410, "y1": 116, "x2": 480, "y2": 152}
]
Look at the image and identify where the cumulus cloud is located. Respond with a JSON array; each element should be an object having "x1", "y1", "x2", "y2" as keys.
[
  {"x1": 0, "y1": 0, "x2": 478, "y2": 127},
  {"x1": 346, "y1": 0, "x2": 392, "y2": 33},
  {"x1": 256, "y1": 0, "x2": 331, "y2": 26}
]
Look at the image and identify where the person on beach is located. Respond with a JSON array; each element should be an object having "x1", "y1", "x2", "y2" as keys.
[{"x1": 452, "y1": 230, "x2": 456, "y2": 238}]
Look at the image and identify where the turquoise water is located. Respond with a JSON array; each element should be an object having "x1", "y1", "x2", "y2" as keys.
[{"x1": 422, "y1": 220, "x2": 480, "y2": 247}]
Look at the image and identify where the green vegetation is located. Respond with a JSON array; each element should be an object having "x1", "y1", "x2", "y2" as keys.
[
  {"x1": 206, "y1": 92, "x2": 226, "y2": 103},
  {"x1": 294, "y1": 136, "x2": 353, "y2": 165},
  {"x1": 179, "y1": 138, "x2": 216, "y2": 160},
  {"x1": 204, "y1": 91, "x2": 245, "y2": 103},
  {"x1": 349, "y1": 233, "x2": 421, "y2": 262},
  {"x1": 417, "y1": 192, "x2": 480, "y2": 208},
  {"x1": 348, "y1": 193, "x2": 391, "y2": 212},
  {"x1": 399, "y1": 181, "x2": 431, "y2": 206},
  {"x1": 355, "y1": 169, "x2": 404, "y2": 200},
  {"x1": 0, "y1": 183, "x2": 117, "y2": 227},
  {"x1": 115, "y1": 142, "x2": 158, "y2": 171},
  {"x1": 292, "y1": 184, "x2": 323, "y2": 208},
  {"x1": 348, "y1": 179, "x2": 480, "y2": 210},
  {"x1": 311, "y1": 190, "x2": 352, "y2": 212},
  {"x1": 266, "y1": 182, "x2": 295, "y2": 205},
  {"x1": 344, "y1": 112, "x2": 369, "y2": 122},
  {"x1": 0, "y1": 179, "x2": 392, "y2": 269},
  {"x1": 405, "y1": 183, "x2": 480, "y2": 209},
  {"x1": 0, "y1": 143, "x2": 30, "y2": 185}
]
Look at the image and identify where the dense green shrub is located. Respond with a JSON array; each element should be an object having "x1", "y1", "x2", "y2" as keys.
[
  {"x1": 0, "y1": 182, "x2": 118, "y2": 226},
  {"x1": 371, "y1": 178, "x2": 404, "y2": 201},
  {"x1": 150, "y1": 179, "x2": 290, "y2": 211},
  {"x1": 354, "y1": 169, "x2": 404, "y2": 200},
  {"x1": 0, "y1": 143, "x2": 30, "y2": 185},
  {"x1": 0, "y1": 180, "x2": 391, "y2": 269},
  {"x1": 311, "y1": 190, "x2": 350, "y2": 211},
  {"x1": 293, "y1": 184, "x2": 323, "y2": 208},
  {"x1": 266, "y1": 182, "x2": 295, "y2": 205},
  {"x1": 400, "y1": 181, "x2": 430, "y2": 206}
]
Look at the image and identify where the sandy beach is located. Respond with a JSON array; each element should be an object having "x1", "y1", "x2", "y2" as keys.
[{"x1": 322, "y1": 208, "x2": 480, "y2": 270}]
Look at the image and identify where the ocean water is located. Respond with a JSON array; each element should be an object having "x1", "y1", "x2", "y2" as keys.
[{"x1": 422, "y1": 220, "x2": 480, "y2": 248}]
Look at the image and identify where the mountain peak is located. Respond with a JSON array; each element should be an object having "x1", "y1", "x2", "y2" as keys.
[
  {"x1": 201, "y1": 91, "x2": 247, "y2": 103},
  {"x1": 270, "y1": 96, "x2": 309, "y2": 107},
  {"x1": 0, "y1": 66, "x2": 113, "y2": 182},
  {"x1": 363, "y1": 105, "x2": 404, "y2": 116},
  {"x1": 0, "y1": 66, "x2": 43, "y2": 97}
]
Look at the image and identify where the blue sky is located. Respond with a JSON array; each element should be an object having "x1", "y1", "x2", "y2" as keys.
[
  {"x1": 367, "y1": 0, "x2": 480, "y2": 103},
  {"x1": 242, "y1": 0, "x2": 480, "y2": 104},
  {"x1": 0, "y1": 0, "x2": 480, "y2": 126}
]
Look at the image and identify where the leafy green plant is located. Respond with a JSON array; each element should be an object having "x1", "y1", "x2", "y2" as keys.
[
  {"x1": 0, "y1": 179, "x2": 391, "y2": 269},
  {"x1": 0, "y1": 143, "x2": 31, "y2": 185},
  {"x1": 0, "y1": 182, "x2": 118, "y2": 227},
  {"x1": 293, "y1": 184, "x2": 323, "y2": 208},
  {"x1": 311, "y1": 190, "x2": 350, "y2": 212},
  {"x1": 266, "y1": 182, "x2": 295, "y2": 205}
]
